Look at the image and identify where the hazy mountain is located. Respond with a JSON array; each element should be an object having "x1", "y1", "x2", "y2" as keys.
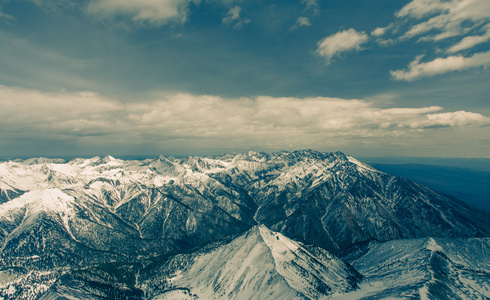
[{"x1": 370, "y1": 163, "x2": 490, "y2": 213}]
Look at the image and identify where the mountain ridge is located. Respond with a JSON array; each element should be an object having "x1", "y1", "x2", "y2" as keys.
[{"x1": 1, "y1": 150, "x2": 490, "y2": 299}]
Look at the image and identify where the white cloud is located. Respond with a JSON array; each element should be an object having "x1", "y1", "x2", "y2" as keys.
[
  {"x1": 372, "y1": 27, "x2": 388, "y2": 37},
  {"x1": 1, "y1": 85, "x2": 487, "y2": 152},
  {"x1": 357, "y1": 0, "x2": 490, "y2": 79},
  {"x1": 302, "y1": 0, "x2": 319, "y2": 10},
  {"x1": 222, "y1": 6, "x2": 250, "y2": 29},
  {"x1": 448, "y1": 24, "x2": 490, "y2": 53},
  {"x1": 87, "y1": 0, "x2": 198, "y2": 25},
  {"x1": 397, "y1": 0, "x2": 490, "y2": 21},
  {"x1": 316, "y1": 29, "x2": 369, "y2": 65},
  {"x1": 372, "y1": 24, "x2": 396, "y2": 46},
  {"x1": 416, "y1": 111, "x2": 488, "y2": 128},
  {"x1": 396, "y1": 0, "x2": 490, "y2": 42},
  {"x1": 391, "y1": 50, "x2": 490, "y2": 81},
  {"x1": 294, "y1": 17, "x2": 311, "y2": 27},
  {"x1": 302, "y1": 0, "x2": 319, "y2": 15},
  {"x1": 293, "y1": 0, "x2": 318, "y2": 29},
  {"x1": 396, "y1": 0, "x2": 452, "y2": 19}
]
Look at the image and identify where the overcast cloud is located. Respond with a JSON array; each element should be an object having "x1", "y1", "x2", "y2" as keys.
[{"x1": 1, "y1": 85, "x2": 488, "y2": 156}]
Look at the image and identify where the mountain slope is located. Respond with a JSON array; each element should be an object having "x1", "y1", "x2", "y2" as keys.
[
  {"x1": 151, "y1": 225, "x2": 360, "y2": 299},
  {"x1": 333, "y1": 237, "x2": 490, "y2": 299},
  {"x1": 42, "y1": 225, "x2": 360, "y2": 300},
  {"x1": 210, "y1": 151, "x2": 490, "y2": 252}
]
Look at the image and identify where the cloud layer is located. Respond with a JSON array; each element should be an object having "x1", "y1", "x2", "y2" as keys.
[{"x1": 1, "y1": 85, "x2": 487, "y2": 154}]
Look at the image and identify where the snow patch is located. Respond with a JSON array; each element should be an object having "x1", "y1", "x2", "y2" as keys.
[
  {"x1": 347, "y1": 156, "x2": 381, "y2": 173},
  {"x1": 425, "y1": 237, "x2": 443, "y2": 252}
]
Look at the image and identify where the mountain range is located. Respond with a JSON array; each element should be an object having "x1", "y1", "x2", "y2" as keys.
[{"x1": 1, "y1": 150, "x2": 489, "y2": 299}]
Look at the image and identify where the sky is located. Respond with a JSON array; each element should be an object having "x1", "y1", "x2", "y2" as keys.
[{"x1": 0, "y1": 0, "x2": 489, "y2": 158}]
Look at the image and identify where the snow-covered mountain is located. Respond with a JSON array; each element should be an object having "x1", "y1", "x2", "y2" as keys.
[
  {"x1": 43, "y1": 226, "x2": 361, "y2": 299},
  {"x1": 335, "y1": 237, "x2": 490, "y2": 299},
  {"x1": 1, "y1": 150, "x2": 489, "y2": 299}
]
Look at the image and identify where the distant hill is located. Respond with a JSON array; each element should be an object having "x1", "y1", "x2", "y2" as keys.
[{"x1": 369, "y1": 163, "x2": 490, "y2": 213}]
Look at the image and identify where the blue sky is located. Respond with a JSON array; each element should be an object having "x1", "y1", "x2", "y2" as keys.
[{"x1": 0, "y1": 0, "x2": 489, "y2": 158}]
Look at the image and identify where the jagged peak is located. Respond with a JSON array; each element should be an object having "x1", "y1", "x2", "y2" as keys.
[
  {"x1": 40, "y1": 163, "x2": 51, "y2": 175},
  {"x1": 162, "y1": 225, "x2": 359, "y2": 300},
  {"x1": 85, "y1": 156, "x2": 102, "y2": 166},
  {"x1": 245, "y1": 150, "x2": 269, "y2": 159},
  {"x1": 102, "y1": 155, "x2": 116, "y2": 163},
  {"x1": 424, "y1": 237, "x2": 444, "y2": 252},
  {"x1": 16, "y1": 157, "x2": 66, "y2": 165},
  {"x1": 150, "y1": 155, "x2": 185, "y2": 176}
]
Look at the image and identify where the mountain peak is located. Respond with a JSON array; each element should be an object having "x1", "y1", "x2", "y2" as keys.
[
  {"x1": 143, "y1": 225, "x2": 359, "y2": 299},
  {"x1": 102, "y1": 155, "x2": 116, "y2": 163}
]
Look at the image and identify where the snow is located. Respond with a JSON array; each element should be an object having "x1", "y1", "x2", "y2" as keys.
[
  {"x1": 342, "y1": 237, "x2": 490, "y2": 299},
  {"x1": 425, "y1": 237, "x2": 443, "y2": 252},
  {"x1": 153, "y1": 226, "x2": 357, "y2": 299},
  {"x1": 347, "y1": 155, "x2": 381, "y2": 173},
  {"x1": 325, "y1": 281, "x2": 385, "y2": 300},
  {"x1": 151, "y1": 289, "x2": 194, "y2": 300},
  {"x1": 419, "y1": 285, "x2": 429, "y2": 300},
  {"x1": 165, "y1": 227, "x2": 299, "y2": 300},
  {"x1": 43, "y1": 163, "x2": 78, "y2": 177},
  {"x1": 0, "y1": 189, "x2": 73, "y2": 217},
  {"x1": 0, "y1": 188, "x2": 77, "y2": 250},
  {"x1": 458, "y1": 274, "x2": 490, "y2": 297}
]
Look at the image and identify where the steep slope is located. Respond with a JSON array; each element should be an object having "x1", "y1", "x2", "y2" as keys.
[
  {"x1": 332, "y1": 237, "x2": 490, "y2": 299},
  {"x1": 39, "y1": 226, "x2": 360, "y2": 300},
  {"x1": 0, "y1": 156, "x2": 254, "y2": 259},
  {"x1": 210, "y1": 150, "x2": 490, "y2": 252},
  {"x1": 143, "y1": 225, "x2": 360, "y2": 300}
]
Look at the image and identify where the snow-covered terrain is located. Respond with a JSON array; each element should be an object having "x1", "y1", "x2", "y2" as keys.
[
  {"x1": 139, "y1": 225, "x2": 360, "y2": 300},
  {"x1": 0, "y1": 150, "x2": 489, "y2": 299},
  {"x1": 332, "y1": 237, "x2": 490, "y2": 299}
]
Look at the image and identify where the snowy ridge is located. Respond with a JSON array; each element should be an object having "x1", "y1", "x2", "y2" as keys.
[
  {"x1": 258, "y1": 226, "x2": 358, "y2": 299},
  {"x1": 0, "y1": 189, "x2": 76, "y2": 251},
  {"x1": 336, "y1": 237, "x2": 490, "y2": 299},
  {"x1": 1, "y1": 150, "x2": 489, "y2": 256},
  {"x1": 144, "y1": 225, "x2": 360, "y2": 300}
]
